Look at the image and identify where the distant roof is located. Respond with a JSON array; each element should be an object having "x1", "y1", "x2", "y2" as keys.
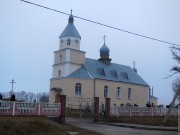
[
  {"x1": 59, "y1": 15, "x2": 81, "y2": 39},
  {"x1": 67, "y1": 58, "x2": 149, "y2": 86},
  {"x1": 150, "y1": 95, "x2": 158, "y2": 99}
]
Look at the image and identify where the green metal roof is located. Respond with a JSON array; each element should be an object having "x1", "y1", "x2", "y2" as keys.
[
  {"x1": 67, "y1": 58, "x2": 149, "y2": 86},
  {"x1": 59, "y1": 15, "x2": 81, "y2": 39}
]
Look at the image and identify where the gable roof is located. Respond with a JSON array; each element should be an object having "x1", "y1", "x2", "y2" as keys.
[
  {"x1": 150, "y1": 95, "x2": 158, "y2": 99},
  {"x1": 67, "y1": 65, "x2": 93, "y2": 79},
  {"x1": 67, "y1": 58, "x2": 149, "y2": 86}
]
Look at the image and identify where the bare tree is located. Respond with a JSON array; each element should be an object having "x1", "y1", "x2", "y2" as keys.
[
  {"x1": 172, "y1": 77, "x2": 180, "y2": 101},
  {"x1": 40, "y1": 95, "x2": 49, "y2": 102},
  {"x1": 163, "y1": 46, "x2": 180, "y2": 123},
  {"x1": 170, "y1": 46, "x2": 180, "y2": 76}
]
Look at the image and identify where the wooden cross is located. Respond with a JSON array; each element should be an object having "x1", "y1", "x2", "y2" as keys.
[
  {"x1": 71, "y1": 9, "x2": 72, "y2": 15},
  {"x1": 10, "y1": 79, "x2": 16, "y2": 92}
]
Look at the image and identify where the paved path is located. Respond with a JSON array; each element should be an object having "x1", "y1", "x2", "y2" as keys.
[{"x1": 66, "y1": 118, "x2": 177, "y2": 135}]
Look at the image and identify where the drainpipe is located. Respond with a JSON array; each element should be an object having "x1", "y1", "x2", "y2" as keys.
[
  {"x1": 149, "y1": 87, "x2": 151, "y2": 102},
  {"x1": 94, "y1": 79, "x2": 96, "y2": 97}
]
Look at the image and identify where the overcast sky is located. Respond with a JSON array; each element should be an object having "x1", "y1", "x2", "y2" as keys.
[{"x1": 1, "y1": 0, "x2": 180, "y2": 105}]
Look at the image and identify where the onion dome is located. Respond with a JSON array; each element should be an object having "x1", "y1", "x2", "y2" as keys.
[
  {"x1": 99, "y1": 43, "x2": 110, "y2": 56},
  {"x1": 99, "y1": 42, "x2": 111, "y2": 65}
]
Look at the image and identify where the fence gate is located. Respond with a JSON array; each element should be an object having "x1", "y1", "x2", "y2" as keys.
[{"x1": 66, "y1": 97, "x2": 94, "y2": 122}]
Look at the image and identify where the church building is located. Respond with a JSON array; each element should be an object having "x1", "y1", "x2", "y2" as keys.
[{"x1": 49, "y1": 13, "x2": 157, "y2": 107}]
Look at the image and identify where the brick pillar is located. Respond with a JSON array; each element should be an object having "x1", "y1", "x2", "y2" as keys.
[
  {"x1": 94, "y1": 97, "x2": 99, "y2": 122},
  {"x1": 59, "y1": 95, "x2": 66, "y2": 124},
  {"x1": 105, "y1": 98, "x2": 111, "y2": 122}
]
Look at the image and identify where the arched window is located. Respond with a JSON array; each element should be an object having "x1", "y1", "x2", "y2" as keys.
[
  {"x1": 75, "y1": 83, "x2": 81, "y2": 95},
  {"x1": 61, "y1": 40, "x2": 63, "y2": 44},
  {"x1": 116, "y1": 87, "x2": 120, "y2": 98},
  {"x1": 67, "y1": 39, "x2": 71, "y2": 45},
  {"x1": 104, "y1": 86, "x2": 108, "y2": 97}
]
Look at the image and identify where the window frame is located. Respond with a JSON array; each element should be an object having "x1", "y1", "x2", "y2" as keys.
[
  {"x1": 60, "y1": 55, "x2": 62, "y2": 62},
  {"x1": 58, "y1": 70, "x2": 61, "y2": 78},
  {"x1": 75, "y1": 83, "x2": 81, "y2": 95},
  {"x1": 75, "y1": 39, "x2": 78, "y2": 44},
  {"x1": 116, "y1": 87, "x2": 121, "y2": 98},
  {"x1": 128, "y1": 88, "x2": 132, "y2": 99},
  {"x1": 104, "y1": 86, "x2": 108, "y2": 98},
  {"x1": 67, "y1": 39, "x2": 71, "y2": 45}
]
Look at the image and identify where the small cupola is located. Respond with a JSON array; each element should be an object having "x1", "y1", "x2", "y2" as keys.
[
  {"x1": 98, "y1": 35, "x2": 111, "y2": 65},
  {"x1": 133, "y1": 61, "x2": 137, "y2": 73},
  {"x1": 68, "y1": 14, "x2": 74, "y2": 23},
  {"x1": 100, "y1": 43, "x2": 110, "y2": 56}
]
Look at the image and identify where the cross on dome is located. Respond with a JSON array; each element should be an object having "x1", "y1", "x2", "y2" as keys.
[
  {"x1": 133, "y1": 61, "x2": 136, "y2": 68},
  {"x1": 71, "y1": 9, "x2": 73, "y2": 15},
  {"x1": 102, "y1": 35, "x2": 107, "y2": 43}
]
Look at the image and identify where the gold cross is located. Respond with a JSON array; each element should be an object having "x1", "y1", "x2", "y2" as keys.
[{"x1": 102, "y1": 35, "x2": 107, "y2": 43}]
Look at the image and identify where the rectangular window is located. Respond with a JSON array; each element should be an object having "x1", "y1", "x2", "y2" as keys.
[
  {"x1": 128, "y1": 88, "x2": 132, "y2": 99},
  {"x1": 58, "y1": 70, "x2": 61, "y2": 78},
  {"x1": 67, "y1": 39, "x2": 71, "y2": 45},
  {"x1": 60, "y1": 55, "x2": 62, "y2": 62}
]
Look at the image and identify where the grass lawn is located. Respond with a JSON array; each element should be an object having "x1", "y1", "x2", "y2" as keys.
[
  {"x1": 0, "y1": 116, "x2": 101, "y2": 135},
  {"x1": 66, "y1": 109, "x2": 177, "y2": 127},
  {"x1": 108, "y1": 116, "x2": 178, "y2": 127}
]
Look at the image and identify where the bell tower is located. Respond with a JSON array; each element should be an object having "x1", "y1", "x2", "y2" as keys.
[{"x1": 52, "y1": 11, "x2": 86, "y2": 78}]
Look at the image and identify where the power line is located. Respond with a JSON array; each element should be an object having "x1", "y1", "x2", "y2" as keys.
[{"x1": 20, "y1": 0, "x2": 180, "y2": 46}]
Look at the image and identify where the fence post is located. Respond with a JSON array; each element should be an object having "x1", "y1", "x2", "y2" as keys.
[
  {"x1": 116, "y1": 106, "x2": 118, "y2": 118},
  {"x1": 12, "y1": 102, "x2": 15, "y2": 116},
  {"x1": 59, "y1": 95, "x2": 66, "y2": 124},
  {"x1": 94, "y1": 97, "x2": 99, "y2": 122},
  {"x1": 140, "y1": 108, "x2": 143, "y2": 118},
  {"x1": 105, "y1": 98, "x2": 110, "y2": 122},
  {"x1": 160, "y1": 108, "x2": 162, "y2": 117},
  {"x1": 38, "y1": 103, "x2": 41, "y2": 115},
  {"x1": 151, "y1": 107, "x2": 153, "y2": 117},
  {"x1": 129, "y1": 107, "x2": 132, "y2": 117}
]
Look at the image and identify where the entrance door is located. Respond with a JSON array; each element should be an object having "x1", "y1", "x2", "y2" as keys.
[{"x1": 56, "y1": 94, "x2": 61, "y2": 103}]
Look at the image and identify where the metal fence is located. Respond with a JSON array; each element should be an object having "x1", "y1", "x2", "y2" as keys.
[
  {"x1": 110, "y1": 106, "x2": 178, "y2": 117},
  {"x1": 0, "y1": 101, "x2": 61, "y2": 116},
  {"x1": 67, "y1": 97, "x2": 94, "y2": 112}
]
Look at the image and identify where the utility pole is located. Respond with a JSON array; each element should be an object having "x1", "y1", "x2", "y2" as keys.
[{"x1": 163, "y1": 91, "x2": 179, "y2": 123}]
